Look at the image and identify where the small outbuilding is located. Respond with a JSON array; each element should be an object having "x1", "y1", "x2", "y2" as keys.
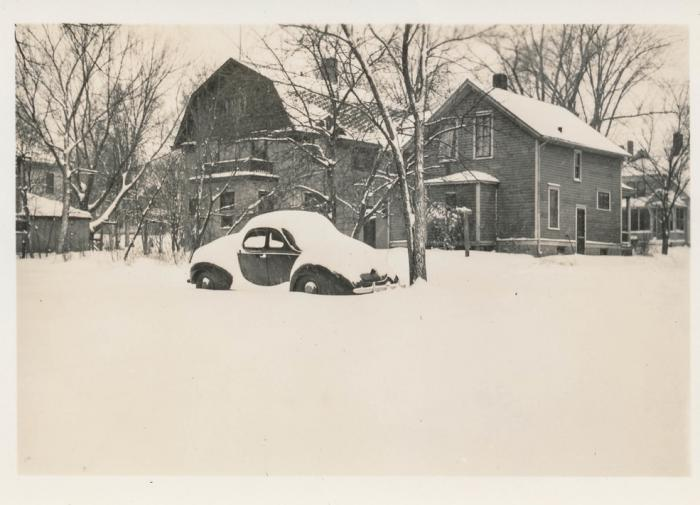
[{"x1": 16, "y1": 193, "x2": 92, "y2": 255}]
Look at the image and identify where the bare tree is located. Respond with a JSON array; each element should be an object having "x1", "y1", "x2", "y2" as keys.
[
  {"x1": 633, "y1": 82, "x2": 690, "y2": 255},
  {"x1": 475, "y1": 25, "x2": 669, "y2": 135},
  {"x1": 15, "y1": 24, "x2": 181, "y2": 256},
  {"x1": 338, "y1": 24, "x2": 484, "y2": 284},
  {"x1": 16, "y1": 24, "x2": 117, "y2": 255}
]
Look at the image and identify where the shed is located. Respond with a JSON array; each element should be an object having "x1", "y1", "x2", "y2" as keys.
[{"x1": 16, "y1": 193, "x2": 92, "y2": 255}]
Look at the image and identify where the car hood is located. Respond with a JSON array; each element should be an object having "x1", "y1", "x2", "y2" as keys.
[{"x1": 291, "y1": 233, "x2": 397, "y2": 284}]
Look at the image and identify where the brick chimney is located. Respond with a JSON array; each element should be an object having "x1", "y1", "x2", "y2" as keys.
[
  {"x1": 492, "y1": 73, "x2": 508, "y2": 90},
  {"x1": 626, "y1": 140, "x2": 634, "y2": 155}
]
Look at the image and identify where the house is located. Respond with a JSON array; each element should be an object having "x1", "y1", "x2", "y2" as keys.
[
  {"x1": 172, "y1": 58, "x2": 390, "y2": 248},
  {"x1": 16, "y1": 193, "x2": 91, "y2": 255},
  {"x1": 389, "y1": 74, "x2": 630, "y2": 255},
  {"x1": 620, "y1": 143, "x2": 690, "y2": 248}
]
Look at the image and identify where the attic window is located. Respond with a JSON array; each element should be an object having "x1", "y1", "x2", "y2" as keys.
[
  {"x1": 557, "y1": 126, "x2": 563, "y2": 133},
  {"x1": 573, "y1": 150, "x2": 582, "y2": 182}
]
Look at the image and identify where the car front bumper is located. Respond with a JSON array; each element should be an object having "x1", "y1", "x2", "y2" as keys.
[{"x1": 352, "y1": 281, "x2": 399, "y2": 294}]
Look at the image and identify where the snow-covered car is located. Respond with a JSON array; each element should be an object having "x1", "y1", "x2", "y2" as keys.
[{"x1": 188, "y1": 210, "x2": 400, "y2": 295}]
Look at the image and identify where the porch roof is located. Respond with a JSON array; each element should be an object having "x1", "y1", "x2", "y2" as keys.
[{"x1": 425, "y1": 169, "x2": 499, "y2": 186}]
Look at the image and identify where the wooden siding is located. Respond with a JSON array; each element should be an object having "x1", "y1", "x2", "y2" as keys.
[
  {"x1": 424, "y1": 87, "x2": 536, "y2": 239},
  {"x1": 540, "y1": 144, "x2": 622, "y2": 245}
]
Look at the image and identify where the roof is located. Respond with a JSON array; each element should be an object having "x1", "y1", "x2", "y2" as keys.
[
  {"x1": 188, "y1": 171, "x2": 279, "y2": 181},
  {"x1": 431, "y1": 78, "x2": 629, "y2": 158},
  {"x1": 425, "y1": 169, "x2": 499, "y2": 186},
  {"x1": 24, "y1": 193, "x2": 92, "y2": 219},
  {"x1": 177, "y1": 58, "x2": 392, "y2": 147},
  {"x1": 256, "y1": 66, "x2": 390, "y2": 145},
  {"x1": 628, "y1": 194, "x2": 688, "y2": 208}
]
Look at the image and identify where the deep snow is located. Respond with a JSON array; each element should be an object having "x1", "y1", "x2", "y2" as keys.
[{"x1": 16, "y1": 247, "x2": 689, "y2": 475}]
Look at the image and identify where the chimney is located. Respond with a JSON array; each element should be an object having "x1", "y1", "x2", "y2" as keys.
[
  {"x1": 626, "y1": 140, "x2": 634, "y2": 155},
  {"x1": 671, "y1": 132, "x2": 684, "y2": 157},
  {"x1": 321, "y1": 57, "x2": 338, "y2": 84},
  {"x1": 492, "y1": 73, "x2": 508, "y2": 90}
]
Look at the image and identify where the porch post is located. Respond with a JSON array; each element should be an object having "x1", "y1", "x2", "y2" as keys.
[
  {"x1": 461, "y1": 208, "x2": 472, "y2": 257},
  {"x1": 475, "y1": 182, "x2": 481, "y2": 245},
  {"x1": 626, "y1": 196, "x2": 632, "y2": 242}
]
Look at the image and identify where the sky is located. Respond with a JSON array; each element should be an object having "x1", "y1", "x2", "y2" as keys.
[{"x1": 131, "y1": 24, "x2": 688, "y2": 149}]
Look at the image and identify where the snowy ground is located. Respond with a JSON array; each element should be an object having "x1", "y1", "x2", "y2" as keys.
[{"x1": 16, "y1": 247, "x2": 689, "y2": 475}]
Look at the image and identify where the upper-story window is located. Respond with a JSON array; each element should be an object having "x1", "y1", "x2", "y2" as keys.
[
  {"x1": 45, "y1": 172, "x2": 54, "y2": 194},
  {"x1": 437, "y1": 118, "x2": 457, "y2": 161},
  {"x1": 473, "y1": 112, "x2": 493, "y2": 159},
  {"x1": 251, "y1": 139, "x2": 268, "y2": 160},
  {"x1": 573, "y1": 150, "x2": 582, "y2": 181},
  {"x1": 597, "y1": 190, "x2": 611, "y2": 211},
  {"x1": 352, "y1": 146, "x2": 376, "y2": 171}
]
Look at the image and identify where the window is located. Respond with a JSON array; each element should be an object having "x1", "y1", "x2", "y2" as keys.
[
  {"x1": 251, "y1": 139, "x2": 267, "y2": 160},
  {"x1": 257, "y1": 190, "x2": 273, "y2": 213},
  {"x1": 220, "y1": 191, "x2": 235, "y2": 228},
  {"x1": 303, "y1": 191, "x2": 325, "y2": 211},
  {"x1": 473, "y1": 112, "x2": 493, "y2": 159},
  {"x1": 45, "y1": 172, "x2": 54, "y2": 194},
  {"x1": 445, "y1": 192, "x2": 457, "y2": 208},
  {"x1": 437, "y1": 119, "x2": 457, "y2": 160},
  {"x1": 268, "y1": 229, "x2": 286, "y2": 249},
  {"x1": 352, "y1": 146, "x2": 376, "y2": 171},
  {"x1": 597, "y1": 190, "x2": 611, "y2": 211},
  {"x1": 573, "y1": 150, "x2": 582, "y2": 181},
  {"x1": 242, "y1": 229, "x2": 267, "y2": 249},
  {"x1": 675, "y1": 207, "x2": 686, "y2": 231},
  {"x1": 631, "y1": 208, "x2": 651, "y2": 231},
  {"x1": 548, "y1": 184, "x2": 560, "y2": 229}
]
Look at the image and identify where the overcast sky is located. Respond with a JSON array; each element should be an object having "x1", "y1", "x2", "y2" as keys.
[{"x1": 131, "y1": 24, "x2": 687, "y2": 149}]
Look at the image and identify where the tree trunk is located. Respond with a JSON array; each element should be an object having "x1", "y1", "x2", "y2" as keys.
[
  {"x1": 56, "y1": 167, "x2": 72, "y2": 257},
  {"x1": 411, "y1": 115, "x2": 428, "y2": 282}
]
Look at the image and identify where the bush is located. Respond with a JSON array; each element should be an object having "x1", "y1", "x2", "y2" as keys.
[{"x1": 427, "y1": 202, "x2": 464, "y2": 249}]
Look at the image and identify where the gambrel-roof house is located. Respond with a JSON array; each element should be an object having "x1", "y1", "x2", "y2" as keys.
[
  {"x1": 173, "y1": 58, "x2": 390, "y2": 248},
  {"x1": 389, "y1": 74, "x2": 630, "y2": 255}
]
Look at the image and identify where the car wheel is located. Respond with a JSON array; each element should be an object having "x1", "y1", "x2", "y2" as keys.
[
  {"x1": 294, "y1": 273, "x2": 333, "y2": 295},
  {"x1": 195, "y1": 269, "x2": 231, "y2": 290}
]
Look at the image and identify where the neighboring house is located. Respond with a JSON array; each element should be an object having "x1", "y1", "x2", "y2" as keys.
[
  {"x1": 620, "y1": 148, "x2": 690, "y2": 247},
  {"x1": 172, "y1": 58, "x2": 390, "y2": 248},
  {"x1": 16, "y1": 193, "x2": 91, "y2": 255},
  {"x1": 389, "y1": 74, "x2": 630, "y2": 255}
]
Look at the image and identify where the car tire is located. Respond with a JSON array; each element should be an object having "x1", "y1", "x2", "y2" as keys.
[
  {"x1": 195, "y1": 268, "x2": 231, "y2": 290},
  {"x1": 291, "y1": 267, "x2": 353, "y2": 295},
  {"x1": 292, "y1": 273, "x2": 329, "y2": 295}
]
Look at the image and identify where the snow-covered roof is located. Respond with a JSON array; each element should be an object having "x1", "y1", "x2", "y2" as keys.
[
  {"x1": 262, "y1": 72, "x2": 389, "y2": 145},
  {"x1": 621, "y1": 183, "x2": 634, "y2": 191},
  {"x1": 629, "y1": 194, "x2": 688, "y2": 208},
  {"x1": 188, "y1": 171, "x2": 280, "y2": 181},
  {"x1": 432, "y1": 79, "x2": 629, "y2": 158},
  {"x1": 425, "y1": 169, "x2": 499, "y2": 186},
  {"x1": 24, "y1": 193, "x2": 92, "y2": 219}
]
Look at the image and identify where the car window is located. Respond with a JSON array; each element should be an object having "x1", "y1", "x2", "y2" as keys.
[
  {"x1": 268, "y1": 229, "x2": 286, "y2": 249},
  {"x1": 281, "y1": 228, "x2": 300, "y2": 251},
  {"x1": 242, "y1": 229, "x2": 267, "y2": 249}
]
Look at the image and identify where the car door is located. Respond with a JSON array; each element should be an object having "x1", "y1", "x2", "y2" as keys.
[
  {"x1": 237, "y1": 228, "x2": 270, "y2": 285},
  {"x1": 266, "y1": 228, "x2": 301, "y2": 285}
]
